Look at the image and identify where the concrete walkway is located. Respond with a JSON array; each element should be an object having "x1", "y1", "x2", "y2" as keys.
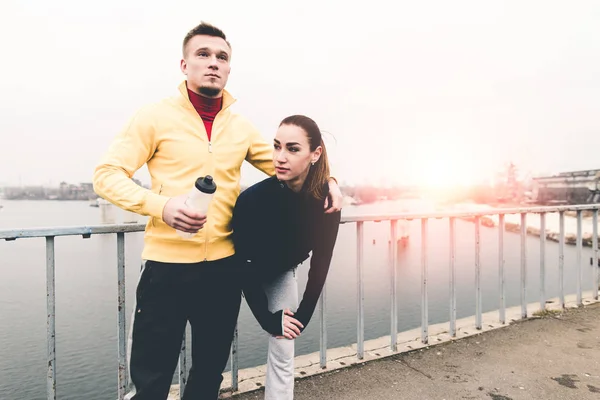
[{"x1": 231, "y1": 303, "x2": 600, "y2": 400}]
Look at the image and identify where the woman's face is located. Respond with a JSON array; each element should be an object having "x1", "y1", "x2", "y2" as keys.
[{"x1": 273, "y1": 124, "x2": 321, "y2": 190}]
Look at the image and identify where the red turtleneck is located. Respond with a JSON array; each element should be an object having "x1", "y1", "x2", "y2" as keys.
[{"x1": 187, "y1": 88, "x2": 223, "y2": 141}]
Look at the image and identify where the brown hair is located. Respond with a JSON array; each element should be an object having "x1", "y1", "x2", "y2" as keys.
[
  {"x1": 279, "y1": 115, "x2": 330, "y2": 201},
  {"x1": 182, "y1": 21, "x2": 231, "y2": 57}
]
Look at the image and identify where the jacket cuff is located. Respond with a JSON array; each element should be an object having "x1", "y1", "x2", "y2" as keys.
[{"x1": 269, "y1": 310, "x2": 284, "y2": 336}]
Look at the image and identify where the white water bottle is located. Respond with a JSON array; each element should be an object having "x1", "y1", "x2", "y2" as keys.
[{"x1": 176, "y1": 175, "x2": 217, "y2": 238}]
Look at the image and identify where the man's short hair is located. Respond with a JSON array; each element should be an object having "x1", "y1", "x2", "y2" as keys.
[{"x1": 182, "y1": 22, "x2": 231, "y2": 57}]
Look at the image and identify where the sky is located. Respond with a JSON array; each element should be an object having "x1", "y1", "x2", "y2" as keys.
[{"x1": 1, "y1": 0, "x2": 599, "y2": 188}]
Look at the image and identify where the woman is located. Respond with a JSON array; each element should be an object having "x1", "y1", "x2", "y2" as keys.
[{"x1": 231, "y1": 115, "x2": 341, "y2": 399}]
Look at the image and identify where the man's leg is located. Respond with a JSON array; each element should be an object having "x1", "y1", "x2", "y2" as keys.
[
  {"x1": 127, "y1": 261, "x2": 188, "y2": 400},
  {"x1": 263, "y1": 268, "x2": 298, "y2": 400},
  {"x1": 183, "y1": 257, "x2": 242, "y2": 400}
]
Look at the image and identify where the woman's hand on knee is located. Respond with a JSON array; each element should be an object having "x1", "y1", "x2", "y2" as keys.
[{"x1": 276, "y1": 309, "x2": 303, "y2": 339}]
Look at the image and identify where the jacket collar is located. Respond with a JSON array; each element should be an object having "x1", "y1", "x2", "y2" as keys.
[
  {"x1": 276, "y1": 177, "x2": 307, "y2": 197},
  {"x1": 175, "y1": 80, "x2": 236, "y2": 111}
]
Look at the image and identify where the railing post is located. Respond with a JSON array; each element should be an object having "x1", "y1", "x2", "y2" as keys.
[
  {"x1": 520, "y1": 213, "x2": 528, "y2": 318},
  {"x1": 319, "y1": 285, "x2": 327, "y2": 368},
  {"x1": 577, "y1": 210, "x2": 583, "y2": 306},
  {"x1": 356, "y1": 221, "x2": 365, "y2": 360},
  {"x1": 559, "y1": 211, "x2": 565, "y2": 308},
  {"x1": 179, "y1": 330, "x2": 188, "y2": 397},
  {"x1": 390, "y1": 220, "x2": 398, "y2": 351},
  {"x1": 230, "y1": 326, "x2": 238, "y2": 392},
  {"x1": 421, "y1": 218, "x2": 428, "y2": 343},
  {"x1": 356, "y1": 221, "x2": 364, "y2": 360},
  {"x1": 498, "y1": 214, "x2": 505, "y2": 324},
  {"x1": 449, "y1": 217, "x2": 456, "y2": 337},
  {"x1": 475, "y1": 216, "x2": 482, "y2": 330},
  {"x1": 593, "y1": 209, "x2": 599, "y2": 301},
  {"x1": 539, "y1": 213, "x2": 546, "y2": 310},
  {"x1": 116, "y1": 232, "x2": 127, "y2": 399},
  {"x1": 46, "y1": 236, "x2": 57, "y2": 400}
]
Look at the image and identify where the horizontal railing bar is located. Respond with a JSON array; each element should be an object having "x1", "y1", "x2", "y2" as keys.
[
  {"x1": 2, "y1": 203, "x2": 600, "y2": 240},
  {"x1": 341, "y1": 204, "x2": 600, "y2": 222},
  {"x1": 0, "y1": 224, "x2": 146, "y2": 240}
]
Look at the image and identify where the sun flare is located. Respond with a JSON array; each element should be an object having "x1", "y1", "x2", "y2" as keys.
[{"x1": 411, "y1": 149, "x2": 475, "y2": 189}]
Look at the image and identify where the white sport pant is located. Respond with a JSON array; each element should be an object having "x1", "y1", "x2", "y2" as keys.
[{"x1": 263, "y1": 268, "x2": 298, "y2": 400}]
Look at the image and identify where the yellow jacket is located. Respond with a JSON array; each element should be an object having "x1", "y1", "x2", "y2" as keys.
[{"x1": 93, "y1": 81, "x2": 274, "y2": 263}]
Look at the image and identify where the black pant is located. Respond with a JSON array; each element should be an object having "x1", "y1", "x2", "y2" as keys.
[{"x1": 128, "y1": 256, "x2": 242, "y2": 400}]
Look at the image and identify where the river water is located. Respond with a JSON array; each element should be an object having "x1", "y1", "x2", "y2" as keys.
[{"x1": 0, "y1": 199, "x2": 596, "y2": 399}]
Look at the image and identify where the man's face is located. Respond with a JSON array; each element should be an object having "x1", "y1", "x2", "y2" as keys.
[{"x1": 181, "y1": 35, "x2": 231, "y2": 98}]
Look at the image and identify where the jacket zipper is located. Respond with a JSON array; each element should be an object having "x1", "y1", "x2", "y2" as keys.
[
  {"x1": 203, "y1": 140, "x2": 211, "y2": 261},
  {"x1": 204, "y1": 136, "x2": 212, "y2": 260},
  {"x1": 203, "y1": 108, "x2": 221, "y2": 261}
]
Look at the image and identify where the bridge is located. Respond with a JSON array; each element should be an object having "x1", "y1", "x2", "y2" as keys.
[{"x1": 1, "y1": 204, "x2": 599, "y2": 399}]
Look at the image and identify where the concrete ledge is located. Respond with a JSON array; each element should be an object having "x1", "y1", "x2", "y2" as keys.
[{"x1": 167, "y1": 291, "x2": 599, "y2": 399}]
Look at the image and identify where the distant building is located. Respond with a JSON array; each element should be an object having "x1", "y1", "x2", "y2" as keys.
[
  {"x1": 2, "y1": 182, "x2": 97, "y2": 200},
  {"x1": 3, "y1": 186, "x2": 46, "y2": 200},
  {"x1": 531, "y1": 169, "x2": 600, "y2": 204}
]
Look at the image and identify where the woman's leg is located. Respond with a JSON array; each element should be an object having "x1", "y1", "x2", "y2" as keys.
[{"x1": 263, "y1": 268, "x2": 298, "y2": 400}]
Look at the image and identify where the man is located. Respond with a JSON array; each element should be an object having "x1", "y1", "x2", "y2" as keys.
[{"x1": 93, "y1": 22, "x2": 343, "y2": 400}]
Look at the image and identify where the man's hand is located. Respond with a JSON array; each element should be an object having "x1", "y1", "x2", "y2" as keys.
[
  {"x1": 275, "y1": 309, "x2": 304, "y2": 340},
  {"x1": 162, "y1": 194, "x2": 207, "y2": 233},
  {"x1": 325, "y1": 178, "x2": 343, "y2": 214}
]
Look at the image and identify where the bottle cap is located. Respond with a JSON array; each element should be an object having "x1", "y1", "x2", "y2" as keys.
[{"x1": 194, "y1": 175, "x2": 217, "y2": 194}]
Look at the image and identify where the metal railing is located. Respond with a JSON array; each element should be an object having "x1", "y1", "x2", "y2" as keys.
[{"x1": 1, "y1": 204, "x2": 599, "y2": 399}]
